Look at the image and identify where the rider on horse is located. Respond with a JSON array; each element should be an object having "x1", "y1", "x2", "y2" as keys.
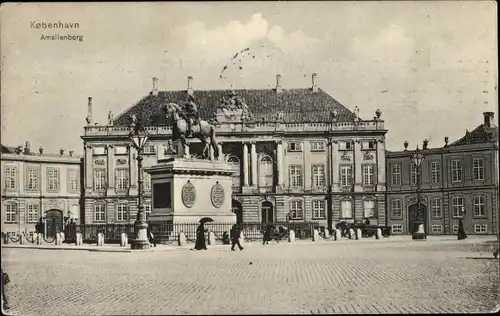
[{"x1": 182, "y1": 94, "x2": 199, "y2": 137}]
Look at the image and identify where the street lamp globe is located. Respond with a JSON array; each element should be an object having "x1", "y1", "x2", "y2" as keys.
[{"x1": 129, "y1": 123, "x2": 149, "y2": 151}]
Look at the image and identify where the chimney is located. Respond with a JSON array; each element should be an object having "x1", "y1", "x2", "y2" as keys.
[
  {"x1": 69, "y1": 150, "x2": 74, "y2": 157},
  {"x1": 39, "y1": 146, "x2": 44, "y2": 155},
  {"x1": 187, "y1": 76, "x2": 194, "y2": 95},
  {"x1": 312, "y1": 73, "x2": 318, "y2": 93},
  {"x1": 276, "y1": 74, "x2": 282, "y2": 93},
  {"x1": 60, "y1": 148, "x2": 64, "y2": 156},
  {"x1": 86, "y1": 97, "x2": 93, "y2": 124},
  {"x1": 24, "y1": 141, "x2": 30, "y2": 154},
  {"x1": 152, "y1": 77, "x2": 159, "y2": 96},
  {"x1": 483, "y1": 111, "x2": 494, "y2": 128}
]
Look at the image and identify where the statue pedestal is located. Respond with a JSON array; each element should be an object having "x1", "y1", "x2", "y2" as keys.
[{"x1": 145, "y1": 158, "x2": 237, "y2": 224}]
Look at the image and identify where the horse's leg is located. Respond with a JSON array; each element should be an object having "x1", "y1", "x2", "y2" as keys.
[{"x1": 180, "y1": 135, "x2": 189, "y2": 158}]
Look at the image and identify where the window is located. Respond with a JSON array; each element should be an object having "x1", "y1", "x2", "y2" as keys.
[
  {"x1": 452, "y1": 225, "x2": 459, "y2": 233},
  {"x1": 27, "y1": 168, "x2": 39, "y2": 190},
  {"x1": 391, "y1": 199, "x2": 402, "y2": 220},
  {"x1": 341, "y1": 199, "x2": 352, "y2": 218},
  {"x1": 4, "y1": 167, "x2": 17, "y2": 190},
  {"x1": 47, "y1": 168, "x2": 60, "y2": 191},
  {"x1": 116, "y1": 169, "x2": 129, "y2": 191},
  {"x1": 227, "y1": 156, "x2": 241, "y2": 189},
  {"x1": 94, "y1": 169, "x2": 106, "y2": 190},
  {"x1": 451, "y1": 159, "x2": 462, "y2": 182},
  {"x1": 452, "y1": 196, "x2": 464, "y2": 218},
  {"x1": 473, "y1": 158, "x2": 484, "y2": 180},
  {"x1": 474, "y1": 224, "x2": 487, "y2": 234},
  {"x1": 431, "y1": 225, "x2": 443, "y2": 234},
  {"x1": 391, "y1": 164, "x2": 401, "y2": 185},
  {"x1": 312, "y1": 200, "x2": 325, "y2": 219},
  {"x1": 392, "y1": 224, "x2": 403, "y2": 234},
  {"x1": 289, "y1": 200, "x2": 303, "y2": 220},
  {"x1": 144, "y1": 202, "x2": 152, "y2": 218},
  {"x1": 311, "y1": 165, "x2": 325, "y2": 188},
  {"x1": 411, "y1": 164, "x2": 419, "y2": 185},
  {"x1": 310, "y1": 141, "x2": 325, "y2": 151},
  {"x1": 70, "y1": 204, "x2": 79, "y2": 220},
  {"x1": 362, "y1": 141, "x2": 375, "y2": 150},
  {"x1": 362, "y1": 164, "x2": 375, "y2": 186},
  {"x1": 431, "y1": 161, "x2": 440, "y2": 184},
  {"x1": 288, "y1": 142, "x2": 302, "y2": 152},
  {"x1": 94, "y1": 203, "x2": 106, "y2": 222},
  {"x1": 363, "y1": 199, "x2": 376, "y2": 218},
  {"x1": 259, "y1": 155, "x2": 274, "y2": 187},
  {"x1": 431, "y1": 198, "x2": 442, "y2": 218},
  {"x1": 289, "y1": 165, "x2": 302, "y2": 187},
  {"x1": 339, "y1": 141, "x2": 352, "y2": 151},
  {"x1": 5, "y1": 203, "x2": 17, "y2": 223},
  {"x1": 116, "y1": 203, "x2": 128, "y2": 221},
  {"x1": 115, "y1": 146, "x2": 128, "y2": 155},
  {"x1": 143, "y1": 145, "x2": 156, "y2": 154},
  {"x1": 474, "y1": 196, "x2": 486, "y2": 217},
  {"x1": 68, "y1": 169, "x2": 79, "y2": 192},
  {"x1": 27, "y1": 204, "x2": 39, "y2": 223},
  {"x1": 340, "y1": 165, "x2": 352, "y2": 186},
  {"x1": 143, "y1": 171, "x2": 151, "y2": 191}
]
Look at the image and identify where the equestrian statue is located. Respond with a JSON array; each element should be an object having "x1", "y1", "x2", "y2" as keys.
[{"x1": 163, "y1": 94, "x2": 219, "y2": 160}]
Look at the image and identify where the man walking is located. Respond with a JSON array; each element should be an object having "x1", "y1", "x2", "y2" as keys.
[{"x1": 230, "y1": 224, "x2": 244, "y2": 251}]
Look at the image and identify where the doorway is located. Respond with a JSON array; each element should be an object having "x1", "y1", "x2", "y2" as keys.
[
  {"x1": 408, "y1": 203, "x2": 427, "y2": 234},
  {"x1": 261, "y1": 201, "x2": 274, "y2": 224},
  {"x1": 45, "y1": 209, "x2": 64, "y2": 238}
]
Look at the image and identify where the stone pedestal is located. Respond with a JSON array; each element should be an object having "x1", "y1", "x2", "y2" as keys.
[
  {"x1": 288, "y1": 230, "x2": 296, "y2": 243},
  {"x1": 146, "y1": 158, "x2": 237, "y2": 224}
]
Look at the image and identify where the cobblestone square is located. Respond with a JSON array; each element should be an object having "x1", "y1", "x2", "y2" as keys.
[{"x1": 2, "y1": 238, "x2": 499, "y2": 315}]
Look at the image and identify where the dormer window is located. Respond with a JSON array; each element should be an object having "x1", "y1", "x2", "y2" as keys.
[{"x1": 288, "y1": 141, "x2": 302, "y2": 152}]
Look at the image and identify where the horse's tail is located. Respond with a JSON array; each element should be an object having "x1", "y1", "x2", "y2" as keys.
[{"x1": 210, "y1": 125, "x2": 219, "y2": 159}]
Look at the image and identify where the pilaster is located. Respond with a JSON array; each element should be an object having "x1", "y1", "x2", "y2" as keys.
[
  {"x1": 129, "y1": 145, "x2": 138, "y2": 196},
  {"x1": 243, "y1": 142, "x2": 249, "y2": 186},
  {"x1": 304, "y1": 141, "x2": 311, "y2": 190},
  {"x1": 376, "y1": 139, "x2": 386, "y2": 192},
  {"x1": 250, "y1": 141, "x2": 257, "y2": 187},
  {"x1": 85, "y1": 145, "x2": 93, "y2": 193},
  {"x1": 354, "y1": 140, "x2": 363, "y2": 192},
  {"x1": 276, "y1": 140, "x2": 284, "y2": 187},
  {"x1": 331, "y1": 141, "x2": 340, "y2": 192},
  {"x1": 106, "y1": 145, "x2": 115, "y2": 196}
]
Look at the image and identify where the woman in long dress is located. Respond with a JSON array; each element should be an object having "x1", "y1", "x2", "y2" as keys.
[
  {"x1": 457, "y1": 217, "x2": 467, "y2": 240},
  {"x1": 194, "y1": 223, "x2": 207, "y2": 250}
]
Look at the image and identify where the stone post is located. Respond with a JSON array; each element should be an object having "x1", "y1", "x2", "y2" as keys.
[
  {"x1": 349, "y1": 228, "x2": 355, "y2": 240},
  {"x1": 239, "y1": 231, "x2": 245, "y2": 245},
  {"x1": 335, "y1": 229, "x2": 341, "y2": 241},
  {"x1": 19, "y1": 234, "x2": 25, "y2": 245},
  {"x1": 55, "y1": 233, "x2": 62, "y2": 245},
  {"x1": 376, "y1": 228, "x2": 382, "y2": 240},
  {"x1": 324, "y1": 228, "x2": 330, "y2": 238},
  {"x1": 76, "y1": 233, "x2": 83, "y2": 246},
  {"x1": 120, "y1": 233, "x2": 128, "y2": 247},
  {"x1": 178, "y1": 231, "x2": 186, "y2": 246},
  {"x1": 60, "y1": 232, "x2": 65, "y2": 242},
  {"x1": 97, "y1": 233, "x2": 105, "y2": 246},
  {"x1": 288, "y1": 230, "x2": 296, "y2": 243},
  {"x1": 208, "y1": 231, "x2": 216, "y2": 245},
  {"x1": 312, "y1": 229, "x2": 319, "y2": 242},
  {"x1": 37, "y1": 233, "x2": 44, "y2": 245},
  {"x1": 356, "y1": 228, "x2": 362, "y2": 240}
]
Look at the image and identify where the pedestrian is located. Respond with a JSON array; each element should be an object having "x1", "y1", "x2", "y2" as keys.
[
  {"x1": 457, "y1": 217, "x2": 467, "y2": 240},
  {"x1": 194, "y1": 223, "x2": 207, "y2": 250},
  {"x1": 222, "y1": 231, "x2": 230, "y2": 245},
  {"x1": 230, "y1": 224, "x2": 244, "y2": 251},
  {"x1": 147, "y1": 228, "x2": 157, "y2": 247},
  {"x1": 1, "y1": 268, "x2": 10, "y2": 311},
  {"x1": 263, "y1": 224, "x2": 272, "y2": 245}
]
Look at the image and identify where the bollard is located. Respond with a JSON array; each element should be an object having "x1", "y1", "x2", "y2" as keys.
[
  {"x1": 208, "y1": 231, "x2": 216, "y2": 246},
  {"x1": 376, "y1": 228, "x2": 382, "y2": 240},
  {"x1": 97, "y1": 233, "x2": 105, "y2": 246},
  {"x1": 120, "y1": 233, "x2": 128, "y2": 247},
  {"x1": 3, "y1": 234, "x2": 9, "y2": 245},
  {"x1": 76, "y1": 233, "x2": 83, "y2": 246},
  {"x1": 335, "y1": 229, "x2": 341, "y2": 241},
  {"x1": 356, "y1": 228, "x2": 362, "y2": 240},
  {"x1": 239, "y1": 231, "x2": 245, "y2": 246},
  {"x1": 324, "y1": 228, "x2": 330, "y2": 238},
  {"x1": 349, "y1": 228, "x2": 355, "y2": 240},
  {"x1": 312, "y1": 229, "x2": 319, "y2": 242},
  {"x1": 37, "y1": 233, "x2": 43, "y2": 245},
  {"x1": 288, "y1": 229, "x2": 296, "y2": 243},
  {"x1": 178, "y1": 231, "x2": 186, "y2": 246},
  {"x1": 19, "y1": 234, "x2": 25, "y2": 245},
  {"x1": 60, "y1": 232, "x2": 65, "y2": 243},
  {"x1": 55, "y1": 233, "x2": 62, "y2": 245}
]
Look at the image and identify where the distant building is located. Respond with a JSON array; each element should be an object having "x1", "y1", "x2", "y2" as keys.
[
  {"x1": 1, "y1": 142, "x2": 83, "y2": 237},
  {"x1": 386, "y1": 112, "x2": 499, "y2": 235},
  {"x1": 81, "y1": 74, "x2": 388, "y2": 229}
]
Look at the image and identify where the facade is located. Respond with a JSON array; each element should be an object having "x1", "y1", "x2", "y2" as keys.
[
  {"x1": 386, "y1": 112, "x2": 499, "y2": 235},
  {"x1": 81, "y1": 74, "x2": 388, "y2": 230},
  {"x1": 1, "y1": 143, "x2": 83, "y2": 237}
]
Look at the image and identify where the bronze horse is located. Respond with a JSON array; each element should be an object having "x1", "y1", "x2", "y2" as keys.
[{"x1": 163, "y1": 102, "x2": 219, "y2": 159}]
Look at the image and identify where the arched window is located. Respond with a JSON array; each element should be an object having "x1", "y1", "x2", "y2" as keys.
[
  {"x1": 5, "y1": 202, "x2": 18, "y2": 223},
  {"x1": 226, "y1": 156, "x2": 241, "y2": 189},
  {"x1": 259, "y1": 155, "x2": 274, "y2": 187},
  {"x1": 94, "y1": 202, "x2": 106, "y2": 222},
  {"x1": 116, "y1": 203, "x2": 128, "y2": 222}
]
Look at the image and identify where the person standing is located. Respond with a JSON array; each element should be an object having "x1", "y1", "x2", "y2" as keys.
[
  {"x1": 263, "y1": 224, "x2": 272, "y2": 245},
  {"x1": 230, "y1": 224, "x2": 244, "y2": 251},
  {"x1": 457, "y1": 217, "x2": 467, "y2": 240},
  {"x1": 147, "y1": 228, "x2": 157, "y2": 247},
  {"x1": 194, "y1": 223, "x2": 207, "y2": 250},
  {"x1": 1, "y1": 268, "x2": 10, "y2": 311}
]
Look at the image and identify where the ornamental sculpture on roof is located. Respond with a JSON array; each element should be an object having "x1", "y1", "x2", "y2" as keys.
[{"x1": 214, "y1": 90, "x2": 253, "y2": 123}]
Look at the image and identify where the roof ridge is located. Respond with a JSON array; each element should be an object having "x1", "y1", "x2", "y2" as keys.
[{"x1": 113, "y1": 94, "x2": 150, "y2": 124}]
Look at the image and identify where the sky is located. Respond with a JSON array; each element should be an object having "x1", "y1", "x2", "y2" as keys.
[{"x1": 1, "y1": 1, "x2": 497, "y2": 153}]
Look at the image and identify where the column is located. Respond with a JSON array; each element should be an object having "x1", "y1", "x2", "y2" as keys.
[
  {"x1": 354, "y1": 140, "x2": 362, "y2": 192},
  {"x1": 106, "y1": 145, "x2": 115, "y2": 194},
  {"x1": 217, "y1": 143, "x2": 223, "y2": 161},
  {"x1": 250, "y1": 141, "x2": 257, "y2": 187},
  {"x1": 331, "y1": 141, "x2": 340, "y2": 190},
  {"x1": 128, "y1": 145, "x2": 138, "y2": 196},
  {"x1": 377, "y1": 139, "x2": 386, "y2": 191},
  {"x1": 303, "y1": 141, "x2": 311, "y2": 190},
  {"x1": 276, "y1": 140, "x2": 284, "y2": 186},
  {"x1": 243, "y1": 142, "x2": 249, "y2": 186},
  {"x1": 85, "y1": 145, "x2": 93, "y2": 191}
]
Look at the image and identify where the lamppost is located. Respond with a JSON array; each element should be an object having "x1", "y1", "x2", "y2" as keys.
[
  {"x1": 129, "y1": 120, "x2": 150, "y2": 249},
  {"x1": 411, "y1": 145, "x2": 426, "y2": 240}
]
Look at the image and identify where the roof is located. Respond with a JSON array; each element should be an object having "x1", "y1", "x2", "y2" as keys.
[
  {"x1": 113, "y1": 88, "x2": 356, "y2": 126},
  {"x1": 450, "y1": 124, "x2": 499, "y2": 146},
  {"x1": 1, "y1": 144, "x2": 13, "y2": 154}
]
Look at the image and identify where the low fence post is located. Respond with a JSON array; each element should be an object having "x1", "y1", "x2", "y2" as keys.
[
  {"x1": 208, "y1": 231, "x2": 216, "y2": 246},
  {"x1": 239, "y1": 231, "x2": 245, "y2": 245},
  {"x1": 312, "y1": 229, "x2": 319, "y2": 242},
  {"x1": 348, "y1": 228, "x2": 355, "y2": 240},
  {"x1": 19, "y1": 234, "x2": 25, "y2": 245},
  {"x1": 178, "y1": 231, "x2": 186, "y2": 246},
  {"x1": 37, "y1": 233, "x2": 44, "y2": 245},
  {"x1": 120, "y1": 233, "x2": 128, "y2": 247},
  {"x1": 76, "y1": 233, "x2": 83, "y2": 246},
  {"x1": 324, "y1": 228, "x2": 330, "y2": 238},
  {"x1": 335, "y1": 229, "x2": 341, "y2": 241},
  {"x1": 376, "y1": 228, "x2": 382, "y2": 240},
  {"x1": 55, "y1": 233, "x2": 62, "y2": 245},
  {"x1": 97, "y1": 233, "x2": 105, "y2": 246},
  {"x1": 356, "y1": 228, "x2": 362, "y2": 240},
  {"x1": 288, "y1": 230, "x2": 295, "y2": 243}
]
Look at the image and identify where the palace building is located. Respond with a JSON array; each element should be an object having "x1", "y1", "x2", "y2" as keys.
[
  {"x1": 386, "y1": 112, "x2": 499, "y2": 235},
  {"x1": 1, "y1": 143, "x2": 83, "y2": 237},
  {"x1": 81, "y1": 74, "x2": 388, "y2": 230}
]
